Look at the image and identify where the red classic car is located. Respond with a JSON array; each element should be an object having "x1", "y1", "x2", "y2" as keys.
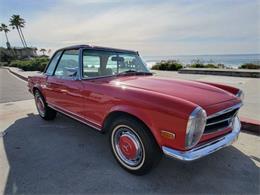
[{"x1": 28, "y1": 45, "x2": 243, "y2": 175}]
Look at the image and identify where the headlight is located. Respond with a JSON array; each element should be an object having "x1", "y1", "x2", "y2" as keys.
[
  {"x1": 185, "y1": 107, "x2": 207, "y2": 149},
  {"x1": 236, "y1": 90, "x2": 244, "y2": 101}
]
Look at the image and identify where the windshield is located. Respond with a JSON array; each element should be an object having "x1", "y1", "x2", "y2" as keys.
[{"x1": 82, "y1": 49, "x2": 150, "y2": 78}]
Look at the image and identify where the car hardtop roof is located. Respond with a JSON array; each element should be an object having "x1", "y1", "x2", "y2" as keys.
[{"x1": 58, "y1": 44, "x2": 138, "y2": 54}]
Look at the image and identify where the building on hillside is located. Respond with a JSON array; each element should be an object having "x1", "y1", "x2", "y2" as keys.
[{"x1": 0, "y1": 47, "x2": 38, "y2": 62}]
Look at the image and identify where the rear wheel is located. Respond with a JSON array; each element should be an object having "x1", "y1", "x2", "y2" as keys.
[
  {"x1": 34, "y1": 90, "x2": 56, "y2": 120},
  {"x1": 109, "y1": 117, "x2": 162, "y2": 175}
]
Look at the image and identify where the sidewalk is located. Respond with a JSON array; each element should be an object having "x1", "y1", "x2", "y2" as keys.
[
  {"x1": 5, "y1": 67, "x2": 41, "y2": 81},
  {"x1": 3, "y1": 67, "x2": 260, "y2": 134}
]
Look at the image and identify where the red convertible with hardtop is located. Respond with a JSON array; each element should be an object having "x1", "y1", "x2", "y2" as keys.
[{"x1": 28, "y1": 45, "x2": 243, "y2": 175}]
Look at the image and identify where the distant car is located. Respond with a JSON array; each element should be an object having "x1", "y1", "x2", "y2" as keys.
[{"x1": 28, "y1": 45, "x2": 243, "y2": 175}]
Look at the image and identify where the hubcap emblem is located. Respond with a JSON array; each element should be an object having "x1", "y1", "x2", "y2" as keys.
[{"x1": 119, "y1": 135, "x2": 138, "y2": 160}]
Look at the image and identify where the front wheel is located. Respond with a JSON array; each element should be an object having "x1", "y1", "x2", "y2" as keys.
[
  {"x1": 34, "y1": 90, "x2": 57, "y2": 120},
  {"x1": 109, "y1": 117, "x2": 162, "y2": 175}
]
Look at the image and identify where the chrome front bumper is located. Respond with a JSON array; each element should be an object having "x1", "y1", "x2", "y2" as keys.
[{"x1": 162, "y1": 116, "x2": 241, "y2": 161}]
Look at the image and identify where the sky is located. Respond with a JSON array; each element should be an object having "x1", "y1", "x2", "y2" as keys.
[{"x1": 0, "y1": 0, "x2": 259, "y2": 56}]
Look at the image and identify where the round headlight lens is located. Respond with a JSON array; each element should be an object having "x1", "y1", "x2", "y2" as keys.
[
  {"x1": 185, "y1": 107, "x2": 207, "y2": 149},
  {"x1": 236, "y1": 90, "x2": 244, "y2": 101}
]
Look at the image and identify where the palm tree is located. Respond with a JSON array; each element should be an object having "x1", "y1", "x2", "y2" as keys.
[
  {"x1": 9, "y1": 15, "x2": 27, "y2": 48},
  {"x1": 40, "y1": 48, "x2": 46, "y2": 55},
  {"x1": 0, "y1": 23, "x2": 11, "y2": 48}
]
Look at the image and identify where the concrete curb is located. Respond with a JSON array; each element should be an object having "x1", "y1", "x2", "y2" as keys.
[
  {"x1": 1, "y1": 67, "x2": 28, "y2": 81},
  {"x1": 8, "y1": 68, "x2": 28, "y2": 81},
  {"x1": 5, "y1": 67, "x2": 260, "y2": 135},
  {"x1": 240, "y1": 117, "x2": 260, "y2": 135}
]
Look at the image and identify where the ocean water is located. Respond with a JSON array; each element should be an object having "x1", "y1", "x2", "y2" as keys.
[{"x1": 143, "y1": 54, "x2": 260, "y2": 68}]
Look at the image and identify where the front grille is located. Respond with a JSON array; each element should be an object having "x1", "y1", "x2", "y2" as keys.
[{"x1": 204, "y1": 105, "x2": 240, "y2": 134}]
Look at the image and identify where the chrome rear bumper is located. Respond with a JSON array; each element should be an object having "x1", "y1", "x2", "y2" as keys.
[{"x1": 162, "y1": 116, "x2": 241, "y2": 161}]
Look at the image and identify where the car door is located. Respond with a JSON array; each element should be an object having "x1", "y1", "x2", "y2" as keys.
[
  {"x1": 46, "y1": 49, "x2": 85, "y2": 118},
  {"x1": 80, "y1": 49, "x2": 117, "y2": 125},
  {"x1": 43, "y1": 50, "x2": 62, "y2": 105}
]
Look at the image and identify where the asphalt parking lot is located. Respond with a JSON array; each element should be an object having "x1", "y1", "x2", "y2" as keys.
[{"x1": 0, "y1": 69, "x2": 259, "y2": 194}]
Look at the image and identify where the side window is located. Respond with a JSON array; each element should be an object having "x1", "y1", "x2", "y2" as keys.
[
  {"x1": 45, "y1": 51, "x2": 62, "y2": 75},
  {"x1": 106, "y1": 55, "x2": 118, "y2": 74},
  {"x1": 83, "y1": 55, "x2": 101, "y2": 77},
  {"x1": 54, "y1": 49, "x2": 79, "y2": 79},
  {"x1": 83, "y1": 50, "x2": 104, "y2": 78}
]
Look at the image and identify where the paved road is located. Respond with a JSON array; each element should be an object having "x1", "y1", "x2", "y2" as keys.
[
  {"x1": 0, "y1": 69, "x2": 32, "y2": 103},
  {"x1": 0, "y1": 69, "x2": 259, "y2": 194}
]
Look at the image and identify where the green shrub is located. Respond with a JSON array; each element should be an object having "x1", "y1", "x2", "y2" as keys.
[
  {"x1": 205, "y1": 64, "x2": 218, "y2": 68},
  {"x1": 9, "y1": 57, "x2": 49, "y2": 72},
  {"x1": 239, "y1": 63, "x2": 260, "y2": 69},
  {"x1": 151, "y1": 64, "x2": 160, "y2": 70},
  {"x1": 190, "y1": 63, "x2": 205, "y2": 68},
  {"x1": 151, "y1": 60, "x2": 183, "y2": 71},
  {"x1": 190, "y1": 63, "x2": 219, "y2": 68}
]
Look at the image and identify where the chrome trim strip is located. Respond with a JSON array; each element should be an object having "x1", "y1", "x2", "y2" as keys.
[
  {"x1": 162, "y1": 116, "x2": 241, "y2": 161},
  {"x1": 236, "y1": 90, "x2": 241, "y2": 97},
  {"x1": 207, "y1": 103, "x2": 242, "y2": 119},
  {"x1": 189, "y1": 106, "x2": 205, "y2": 119},
  {"x1": 185, "y1": 106, "x2": 207, "y2": 149},
  {"x1": 48, "y1": 103, "x2": 102, "y2": 131},
  {"x1": 203, "y1": 124, "x2": 232, "y2": 136},
  {"x1": 236, "y1": 90, "x2": 244, "y2": 101},
  {"x1": 206, "y1": 117, "x2": 232, "y2": 126}
]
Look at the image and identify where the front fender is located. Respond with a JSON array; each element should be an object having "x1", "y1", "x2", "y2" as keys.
[
  {"x1": 199, "y1": 81, "x2": 239, "y2": 95},
  {"x1": 106, "y1": 105, "x2": 163, "y2": 145}
]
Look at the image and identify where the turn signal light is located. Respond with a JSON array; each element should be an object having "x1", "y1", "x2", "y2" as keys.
[{"x1": 161, "y1": 130, "x2": 175, "y2": 140}]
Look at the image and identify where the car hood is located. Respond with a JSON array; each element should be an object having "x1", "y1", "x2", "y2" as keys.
[{"x1": 111, "y1": 76, "x2": 236, "y2": 107}]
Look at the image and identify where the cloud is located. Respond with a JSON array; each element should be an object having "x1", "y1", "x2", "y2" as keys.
[
  {"x1": 1, "y1": 0, "x2": 259, "y2": 55},
  {"x1": 61, "y1": 0, "x2": 122, "y2": 4}
]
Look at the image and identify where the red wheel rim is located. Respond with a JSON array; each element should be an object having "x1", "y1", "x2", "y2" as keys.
[
  {"x1": 118, "y1": 134, "x2": 138, "y2": 160},
  {"x1": 112, "y1": 125, "x2": 144, "y2": 168}
]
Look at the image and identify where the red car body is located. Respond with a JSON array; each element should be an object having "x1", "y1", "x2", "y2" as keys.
[{"x1": 28, "y1": 45, "x2": 242, "y2": 166}]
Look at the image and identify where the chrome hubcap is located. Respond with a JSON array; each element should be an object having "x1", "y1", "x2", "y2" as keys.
[
  {"x1": 35, "y1": 94, "x2": 45, "y2": 117},
  {"x1": 112, "y1": 125, "x2": 144, "y2": 167}
]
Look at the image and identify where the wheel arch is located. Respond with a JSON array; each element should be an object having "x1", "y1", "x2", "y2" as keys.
[
  {"x1": 32, "y1": 86, "x2": 47, "y2": 102},
  {"x1": 32, "y1": 85, "x2": 42, "y2": 94},
  {"x1": 102, "y1": 107, "x2": 162, "y2": 147},
  {"x1": 32, "y1": 86, "x2": 39, "y2": 94}
]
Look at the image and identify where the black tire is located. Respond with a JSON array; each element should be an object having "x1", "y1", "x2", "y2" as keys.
[
  {"x1": 34, "y1": 90, "x2": 57, "y2": 120},
  {"x1": 109, "y1": 116, "x2": 162, "y2": 175}
]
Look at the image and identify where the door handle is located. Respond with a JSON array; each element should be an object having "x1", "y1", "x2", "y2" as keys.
[{"x1": 60, "y1": 89, "x2": 68, "y2": 94}]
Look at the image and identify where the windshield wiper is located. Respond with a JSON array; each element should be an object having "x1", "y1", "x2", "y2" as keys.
[{"x1": 117, "y1": 70, "x2": 153, "y2": 76}]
